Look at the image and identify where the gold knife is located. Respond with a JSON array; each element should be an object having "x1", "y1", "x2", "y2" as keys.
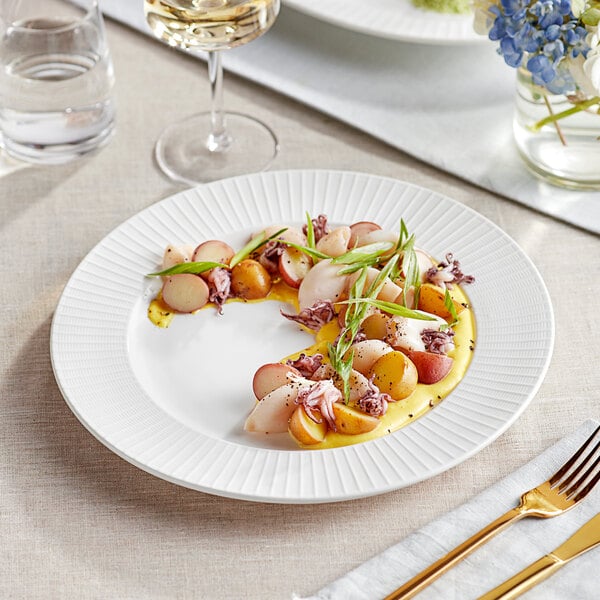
[{"x1": 478, "y1": 513, "x2": 600, "y2": 600}]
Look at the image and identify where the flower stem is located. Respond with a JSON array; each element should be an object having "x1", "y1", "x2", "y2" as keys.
[
  {"x1": 531, "y1": 96, "x2": 600, "y2": 132},
  {"x1": 543, "y1": 95, "x2": 567, "y2": 146}
]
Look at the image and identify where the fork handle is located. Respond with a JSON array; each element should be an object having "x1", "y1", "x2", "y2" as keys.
[{"x1": 383, "y1": 507, "x2": 524, "y2": 600}]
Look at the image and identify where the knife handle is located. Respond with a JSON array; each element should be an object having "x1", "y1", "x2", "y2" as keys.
[{"x1": 477, "y1": 554, "x2": 563, "y2": 600}]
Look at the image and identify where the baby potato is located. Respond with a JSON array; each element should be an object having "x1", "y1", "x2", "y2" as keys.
[
  {"x1": 288, "y1": 406, "x2": 327, "y2": 445},
  {"x1": 230, "y1": 259, "x2": 272, "y2": 300},
  {"x1": 418, "y1": 283, "x2": 465, "y2": 319},
  {"x1": 369, "y1": 350, "x2": 418, "y2": 401},
  {"x1": 332, "y1": 403, "x2": 380, "y2": 435}
]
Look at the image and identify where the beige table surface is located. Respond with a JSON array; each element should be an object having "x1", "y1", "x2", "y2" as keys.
[{"x1": 1, "y1": 15, "x2": 599, "y2": 600}]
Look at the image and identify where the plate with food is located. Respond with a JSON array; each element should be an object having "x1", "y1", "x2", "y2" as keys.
[
  {"x1": 50, "y1": 170, "x2": 553, "y2": 503},
  {"x1": 282, "y1": 0, "x2": 483, "y2": 45}
]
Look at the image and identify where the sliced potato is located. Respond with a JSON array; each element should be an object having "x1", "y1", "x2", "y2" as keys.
[
  {"x1": 161, "y1": 274, "x2": 209, "y2": 313},
  {"x1": 332, "y1": 403, "x2": 380, "y2": 435},
  {"x1": 418, "y1": 283, "x2": 465, "y2": 319},
  {"x1": 162, "y1": 244, "x2": 193, "y2": 271},
  {"x1": 348, "y1": 221, "x2": 382, "y2": 248},
  {"x1": 288, "y1": 406, "x2": 327, "y2": 445},
  {"x1": 252, "y1": 363, "x2": 300, "y2": 400},
  {"x1": 192, "y1": 240, "x2": 235, "y2": 279},
  {"x1": 244, "y1": 383, "x2": 300, "y2": 433}
]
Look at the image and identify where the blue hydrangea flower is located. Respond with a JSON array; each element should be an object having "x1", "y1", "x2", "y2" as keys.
[{"x1": 488, "y1": 0, "x2": 591, "y2": 93}]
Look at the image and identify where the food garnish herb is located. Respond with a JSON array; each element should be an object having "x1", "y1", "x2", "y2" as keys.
[
  {"x1": 444, "y1": 289, "x2": 459, "y2": 324},
  {"x1": 229, "y1": 227, "x2": 288, "y2": 268},
  {"x1": 305, "y1": 212, "x2": 316, "y2": 250},
  {"x1": 328, "y1": 257, "x2": 400, "y2": 403},
  {"x1": 147, "y1": 261, "x2": 227, "y2": 277}
]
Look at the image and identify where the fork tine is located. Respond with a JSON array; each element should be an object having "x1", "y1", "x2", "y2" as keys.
[
  {"x1": 558, "y1": 437, "x2": 600, "y2": 493},
  {"x1": 549, "y1": 424, "x2": 600, "y2": 486},
  {"x1": 568, "y1": 454, "x2": 600, "y2": 501}
]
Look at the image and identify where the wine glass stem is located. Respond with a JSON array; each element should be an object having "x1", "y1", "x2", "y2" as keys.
[{"x1": 206, "y1": 50, "x2": 232, "y2": 153}]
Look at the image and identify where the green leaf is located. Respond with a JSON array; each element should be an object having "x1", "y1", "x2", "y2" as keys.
[
  {"x1": 397, "y1": 218, "x2": 410, "y2": 252},
  {"x1": 366, "y1": 254, "x2": 399, "y2": 298},
  {"x1": 444, "y1": 289, "x2": 459, "y2": 323},
  {"x1": 337, "y1": 261, "x2": 376, "y2": 275},
  {"x1": 331, "y1": 241, "x2": 394, "y2": 265},
  {"x1": 147, "y1": 261, "x2": 227, "y2": 277},
  {"x1": 400, "y1": 237, "x2": 421, "y2": 308},
  {"x1": 305, "y1": 212, "x2": 315, "y2": 249},
  {"x1": 229, "y1": 227, "x2": 288, "y2": 268},
  {"x1": 280, "y1": 240, "x2": 329, "y2": 260},
  {"x1": 341, "y1": 298, "x2": 436, "y2": 320}
]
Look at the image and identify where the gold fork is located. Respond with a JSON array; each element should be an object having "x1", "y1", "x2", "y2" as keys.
[{"x1": 383, "y1": 424, "x2": 600, "y2": 600}]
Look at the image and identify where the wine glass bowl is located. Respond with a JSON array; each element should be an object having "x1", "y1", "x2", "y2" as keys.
[{"x1": 144, "y1": 0, "x2": 280, "y2": 185}]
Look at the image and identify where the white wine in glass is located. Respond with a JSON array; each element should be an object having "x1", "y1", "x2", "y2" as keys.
[{"x1": 144, "y1": 0, "x2": 280, "y2": 184}]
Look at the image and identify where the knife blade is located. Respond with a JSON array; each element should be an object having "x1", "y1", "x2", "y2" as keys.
[{"x1": 478, "y1": 513, "x2": 600, "y2": 600}]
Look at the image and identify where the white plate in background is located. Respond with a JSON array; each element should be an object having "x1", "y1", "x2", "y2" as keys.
[{"x1": 282, "y1": 0, "x2": 482, "y2": 45}]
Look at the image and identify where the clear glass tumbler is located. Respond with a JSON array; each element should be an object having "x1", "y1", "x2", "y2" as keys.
[{"x1": 0, "y1": 0, "x2": 116, "y2": 165}]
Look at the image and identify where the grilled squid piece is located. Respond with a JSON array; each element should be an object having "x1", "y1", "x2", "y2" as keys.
[
  {"x1": 295, "y1": 379, "x2": 342, "y2": 431},
  {"x1": 425, "y1": 253, "x2": 475, "y2": 290},
  {"x1": 281, "y1": 300, "x2": 335, "y2": 331},
  {"x1": 385, "y1": 313, "x2": 449, "y2": 353}
]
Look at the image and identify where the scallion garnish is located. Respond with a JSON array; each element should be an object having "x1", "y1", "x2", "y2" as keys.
[
  {"x1": 305, "y1": 212, "x2": 316, "y2": 249},
  {"x1": 331, "y1": 241, "x2": 394, "y2": 265},
  {"x1": 444, "y1": 289, "x2": 459, "y2": 324},
  {"x1": 229, "y1": 227, "x2": 288, "y2": 268},
  {"x1": 147, "y1": 261, "x2": 227, "y2": 277},
  {"x1": 279, "y1": 240, "x2": 329, "y2": 260},
  {"x1": 339, "y1": 298, "x2": 436, "y2": 320}
]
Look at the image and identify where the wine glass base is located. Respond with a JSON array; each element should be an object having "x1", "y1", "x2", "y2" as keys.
[{"x1": 154, "y1": 111, "x2": 278, "y2": 185}]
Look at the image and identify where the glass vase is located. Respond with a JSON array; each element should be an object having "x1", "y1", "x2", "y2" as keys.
[{"x1": 513, "y1": 67, "x2": 600, "y2": 190}]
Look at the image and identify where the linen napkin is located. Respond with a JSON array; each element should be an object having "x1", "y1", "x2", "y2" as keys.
[
  {"x1": 97, "y1": 1, "x2": 600, "y2": 235},
  {"x1": 294, "y1": 419, "x2": 600, "y2": 600}
]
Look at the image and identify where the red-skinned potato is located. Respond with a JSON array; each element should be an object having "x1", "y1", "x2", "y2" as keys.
[
  {"x1": 252, "y1": 363, "x2": 300, "y2": 400},
  {"x1": 348, "y1": 221, "x2": 381, "y2": 248},
  {"x1": 192, "y1": 240, "x2": 235, "y2": 279},
  {"x1": 407, "y1": 350, "x2": 454, "y2": 384},
  {"x1": 162, "y1": 244, "x2": 193, "y2": 271},
  {"x1": 161, "y1": 274, "x2": 210, "y2": 313},
  {"x1": 244, "y1": 383, "x2": 300, "y2": 433},
  {"x1": 278, "y1": 247, "x2": 313, "y2": 288}
]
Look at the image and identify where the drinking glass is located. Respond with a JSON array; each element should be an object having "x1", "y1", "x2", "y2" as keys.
[
  {"x1": 144, "y1": 0, "x2": 280, "y2": 185},
  {"x1": 0, "y1": 0, "x2": 116, "y2": 164}
]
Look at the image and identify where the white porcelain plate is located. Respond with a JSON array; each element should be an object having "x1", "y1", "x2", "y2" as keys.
[
  {"x1": 50, "y1": 170, "x2": 554, "y2": 503},
  {"x1": 282, "y1": 0, "x2": 482, "y2": 45}
]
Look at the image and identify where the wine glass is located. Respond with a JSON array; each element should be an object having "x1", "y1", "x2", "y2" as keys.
[{"x1": 144, "y1": 0, "x2": 280, "y2": 185}]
